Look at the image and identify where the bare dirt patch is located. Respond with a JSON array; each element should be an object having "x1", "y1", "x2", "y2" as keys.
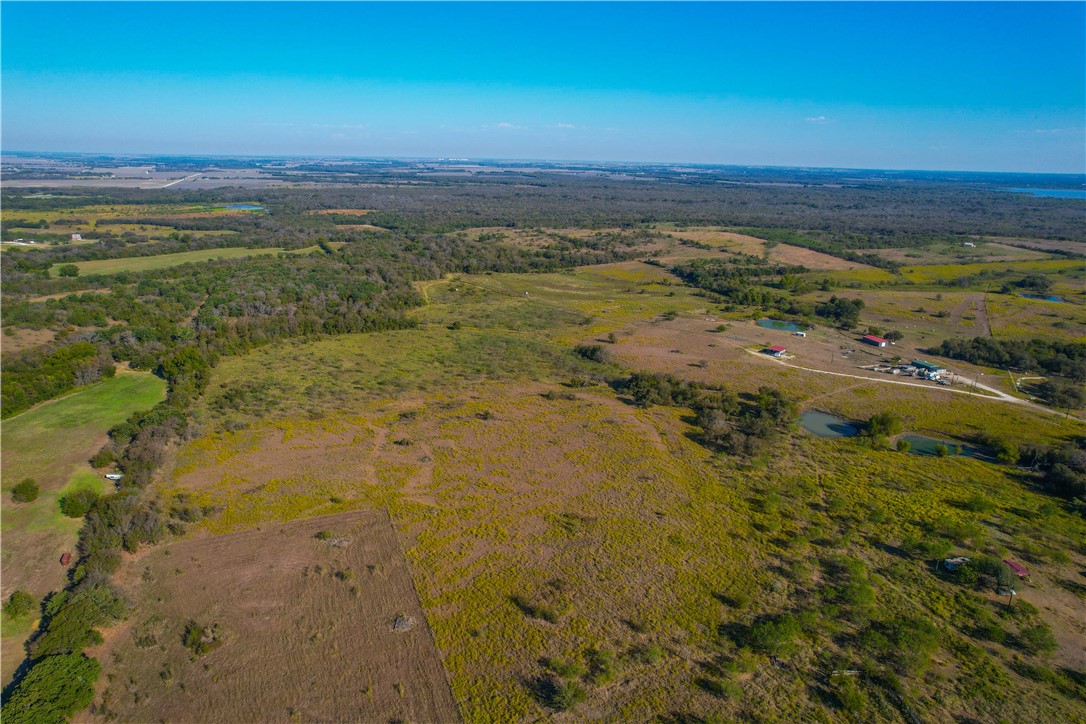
[
  {"x1": 665, "y1": 229, "x2": 871, "y2": 270},
  {"x1": 91, "y1": 510, "x2": 459, "y2": 723},
  {"x1": 336, "y1": 223, "x2": 386, "y2": 232},
  {"x1": 306, "y1": 208, "x2": 375, "y2": 216},
  {"x1": 977, "y1": 236, "x2": 1086, "y2": 256},
  {"x1": 1, "y1": 327, "x2": 56, "y2": 354},
  {"x1": 25, "y1": 288, "x2": 111, "y2": 304},
  {"x1": 948, "y1": 293, "x2": 991, "y2": 337}
]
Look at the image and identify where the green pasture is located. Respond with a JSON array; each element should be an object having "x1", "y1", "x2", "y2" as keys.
[
  {"x1": 820, "y1": 258, "x2": 1084, "y2": 289},
  {"x1": 1, "y1": 372, "x2": 165, "y2": 685},
  {"x1": 52, "y1": 247, "x2": 289, "y2": 276},
  {"x1": 413, "y1": 264, "x2": 708, "y2": 345},
  {"x1": 2, "y1": 371, "x2": 165, "y2": 539}
]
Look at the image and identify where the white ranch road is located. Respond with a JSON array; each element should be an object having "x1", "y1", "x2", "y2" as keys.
[
  {"x1": 744, "y1": 348, "x2": 1081, "y2": 420},
  {"x1": 159, "y1": 173, "x2": 202, "y2": 188}
]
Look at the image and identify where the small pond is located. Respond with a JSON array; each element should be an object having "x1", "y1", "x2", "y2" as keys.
[
  {"x1": 899, "y1": 435, "x2": 984, "y2": 458},
  {"x1": 757, "y1": 319, "x2": 802, "y2": 333},
  {"x1": 223, "y1": 203, "x2": 264, "y2": 211},
  {"x1": 1022, "y1": 294, "x2": 1067, "y2": 303},
  {"x1": 800, "y1": 411, "x2": 859, "y2": 438}
]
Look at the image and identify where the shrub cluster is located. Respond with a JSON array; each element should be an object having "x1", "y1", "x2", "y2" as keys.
[{"x1": 10, "y1": 478, "x2": 39, "y2": 503}]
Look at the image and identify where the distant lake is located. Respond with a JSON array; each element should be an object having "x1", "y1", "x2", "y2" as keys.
[
  {"x1": 1022, "y1": 294, "x2": 1067, "y2": 303},
  {"x1": 1006, "y1": 188, "x2": 1086, "y2": 200},
  {"x1": 224, "y1": 203, "x2": 264, "y2": 210}
]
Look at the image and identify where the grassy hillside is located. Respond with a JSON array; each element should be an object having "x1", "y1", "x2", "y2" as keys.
[
  {"x1": 139, "y1": 269, "x2": 1086, "y2": 722},
  {"x1": 1, "y1": 372, "x2": 166, "y2": 685}
]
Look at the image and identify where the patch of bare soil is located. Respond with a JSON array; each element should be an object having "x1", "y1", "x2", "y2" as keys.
[
  {"x1": 605, "y1": 316, "x2": 865, "y2": 399},
  {"x1": 305, "y1": 208, "x2": 374, "y2": 216},
  {"x1": 88, "y1": 510, "x2": 459, "y2": 723},
  {"x1": 26, "y1": 288, "x2": 111, "y2": 303},
  {"x1": 949, "y1": 293, "x2": 991, "y2": 337},
  {"x1": 769, "y1": 244, "x2": 872, "y2": 270},
  {"x1": 665, "y1": 229, "x2": 871, "y2": 270},
  {"x1": 335, "y1": 223, "x2": 385, "y2": 231},
  {"x1": 1, "y1": 327, "x2": 56, "y2": 354},
  {"x1": 978, "y1": 236, "x2": 1086, "y2": 256},
  {"x1": 1012, "y1": 564, "x2": 1086, "y2": 672}
]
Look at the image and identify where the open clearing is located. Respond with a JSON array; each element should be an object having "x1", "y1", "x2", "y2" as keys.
[
  {"x1": 0, "y1": 327, "x2": 57, "y2": 354},
  {"x1": 665, "y1": 227, "x2": 874, "y2": 270},
  {"x1": 54, "y1": 247, "x2": 288, "y2": 276},
  {"x1": 305, "y1": 208, "x2": 374, "y2": 216},
  {"x1": 5, "y1": 171, "x2": 1086, "y2": 724},
  {"x1": 92, "y1": 510, "x2": 459, "y2": 723},
  {"x1": 1, "y1": 372, "x2": 166, "y2": 685},
  {"x1": 854, "y1": 241, "x2": 1054, "y2": 266},
  {"x1": 154, "y1": 264, "x2": 1086, "y2": 721},
  {"x1": 335, "y1": 223, "x2": 386, "y2": 232}
]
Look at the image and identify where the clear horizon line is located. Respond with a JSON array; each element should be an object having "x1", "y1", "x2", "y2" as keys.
[{"x1": 2, "y1": 148, "x2": 1084, "y2": 180}]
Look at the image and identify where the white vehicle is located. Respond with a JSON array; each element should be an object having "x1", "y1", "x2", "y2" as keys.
[{"x1": 104, "y1": 473, "x2": 124, "y2": 481}]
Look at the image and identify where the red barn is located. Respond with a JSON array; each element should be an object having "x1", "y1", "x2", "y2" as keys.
[
  {"x1": 861, "y1": 335, "x2": 888, "y2": 347},
  {"x1": 765, "y1": 345, "x2": 787, "y2": 358},
  {"x1": 1003, "y1": 560, "x2": 1030, "y2": 579}
]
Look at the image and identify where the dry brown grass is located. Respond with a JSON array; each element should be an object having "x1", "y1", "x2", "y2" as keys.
[
  {"x1": 1, "y1": 327, "x2": 57, "y2": 354},
  {"x1": 335, "y1": 223, "x2": 386, "y2": 232},
  {"x1": 665, "y1": 228, "x2": 872, "y2": 270},
  {"x1": 25, "y1": 288, "x2": 111, "y2": 304},
  {"x1": 90, "y1": 510, "x2": 458, "y2": 723}
]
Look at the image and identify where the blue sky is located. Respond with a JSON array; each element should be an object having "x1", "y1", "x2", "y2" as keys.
[{"x1": 2, "y1": 2, "x2": 1084, "y2": 173}]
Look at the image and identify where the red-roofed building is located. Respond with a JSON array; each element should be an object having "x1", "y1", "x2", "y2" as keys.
[
  {"x1": 1004, "y1": 560, "x2": 1030, "y2": 579},
  {"x1": 765, "y1": 345, "x2": 787, "y2": 358},
  {"x1": 862, "y1": 334, "x2": 888, "y2": 347}
]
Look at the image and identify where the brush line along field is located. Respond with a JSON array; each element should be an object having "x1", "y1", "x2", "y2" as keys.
[{"x1": 1, "y1": 372, "x2": 166, "y2": 685}]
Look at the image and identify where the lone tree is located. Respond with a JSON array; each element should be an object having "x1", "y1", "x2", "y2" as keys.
[
  {"x1": 56, "y1": 264, "x2": 79, "y2": 277},
  {"x1": 11, "y1": 478, "x2": 39, "y2": 503},
  {"x1": 867, "y1": 412, "x2": 904, "y2": 437},
  {"x1": 3, "y1": 590, "x2": 38, "y2": 619}
]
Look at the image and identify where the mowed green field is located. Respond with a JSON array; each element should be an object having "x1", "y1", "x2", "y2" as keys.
[
  {"x1": 52, "y1": 247, "x2": 289, "y2": 276},
  {"x1": 818, "y1": 258, "x2": 1084, "y2": 289},
  {"x1": 144, "y1": 266, "x2": 1086, "y2": 722},
  {"x1": 1, "y1": 372, "x2": 166, "y2": 686}
]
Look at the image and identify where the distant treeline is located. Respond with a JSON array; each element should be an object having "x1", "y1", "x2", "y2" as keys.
[
  {"x1": 930, "y1": 337, "x2": 1086, "y2": 383},
  {"x1": 669, "y1": 257, "x2": 865, "y2": 329},
  {"x1": 732, "y1": 228, "x2": 900, "y2": 270},
  {"x1": 669, "y1": 255, "x2": 811, "y2": 311},
  {"x1": 5, "y1": 170, "x2": 1085, "y2": 242}
]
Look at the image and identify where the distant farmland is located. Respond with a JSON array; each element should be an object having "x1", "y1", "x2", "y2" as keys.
[{"x1": 54, "y1": 247, "x2": 288, "y2": 276}]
